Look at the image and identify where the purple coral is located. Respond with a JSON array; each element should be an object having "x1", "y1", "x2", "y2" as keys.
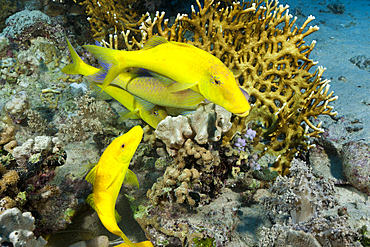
[
  {"x1": 234, "y1": 137, "x2": 247, "y2": 152},
  {"x1": 233, "y1": 129, "x2": 256, "y2": 152},
  {"x1": 245, "y1": 128, "x2": 256, "y2": 140}
]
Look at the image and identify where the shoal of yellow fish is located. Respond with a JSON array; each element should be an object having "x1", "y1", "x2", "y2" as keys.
[
  {"x1": 83, "y1": 36, "x2": 251, "y2": 117},
  {"x1": 61, "y1": 38, "x2": 167, "y2": 129},
  {"x1": 84, "y1": 126, "x2": 153, "y2": 247}
]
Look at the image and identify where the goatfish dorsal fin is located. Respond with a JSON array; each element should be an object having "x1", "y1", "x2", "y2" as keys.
[
  {"x1": 141, "y1": 36, "x2": 168, "y2": 50},
  {"x1": 124, "y1": 169, "x2": 139, "y2": 188}
]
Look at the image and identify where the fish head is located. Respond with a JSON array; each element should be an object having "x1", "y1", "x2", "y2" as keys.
[
  {"x1": 141, "y1": 107, "x2": 168, "y2": 129},
  {"x1": 110, "y1": 125, "x2": 144, "y2": 163},
  {"x1": 200, "y1": 63, "x2": 251, "y2": 117}
]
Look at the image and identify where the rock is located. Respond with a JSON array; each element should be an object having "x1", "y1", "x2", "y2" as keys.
[{"x1": 341, "y1": 141, "x2": 370, "y2": 195}]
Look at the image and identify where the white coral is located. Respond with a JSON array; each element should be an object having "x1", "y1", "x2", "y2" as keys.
[{"x1": 0, "y1": 208, "x2": 47, "y2": 247}]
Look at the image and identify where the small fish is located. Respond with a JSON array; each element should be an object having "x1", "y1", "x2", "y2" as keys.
[
  {"x1": 83, "y1": 36, "x2": 251, "y2": 117},
  {"x1": 88, "y1": 68, "x2": 204, "y2": 110},
  {"x1": 61, "y1": 38, "x2": 167, "y2": 128},
  {"x1": 85, "y1": 126, "x2": 147, "y2": 247}
]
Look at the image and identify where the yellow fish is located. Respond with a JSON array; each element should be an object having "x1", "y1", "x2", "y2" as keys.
[
  {"x1": 83, "y1": 36, "x2": 251, "y2": 117},
  {"x1": 61, "y1": 38, "x2": 167, "y2": 128},
  {"x1": 89, "y1": 68, "x2": 204, "y2": 110},
  {"x1": 85, "y1": 126, "x2": 152, "y2": 247}
]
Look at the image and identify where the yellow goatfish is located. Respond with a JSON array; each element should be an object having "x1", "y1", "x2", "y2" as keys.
[
  {"x1": 61, "y1": 38, "x2": 167, "y2": 128},
  {"x1": 85, "y1": 126, "x2": 152, "y2": 247},
  {"x1": 89, "y1": 68, "x2": 204, "y2": 110},
  {"x1": 83, "y1": 36, "x2": 251, "y2": 117}
]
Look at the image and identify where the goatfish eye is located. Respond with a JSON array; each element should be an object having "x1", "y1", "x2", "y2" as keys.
[
  {"x1": 212, "y1": 76, "x2": 221, "y2": 85},
  {"x1": 152, "y1": 110, "x2": 158, "y2": 116},
  {"x1": 121, "y1": 143, "x2": 125, "y2": 149}
]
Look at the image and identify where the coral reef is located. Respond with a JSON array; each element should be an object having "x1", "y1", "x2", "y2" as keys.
[
  {"x1": 1, "y1": 9, "x2": 68, "y2": 50},
  {"x1": 259, "y1": 159, "x2": 360, "y2": 246},
  {"x1": 4, "y1": 91, "x2": 30, "y2": 123},
  {"x1": 0, "y1": 0, "x2": 17, "y2": 33},
  {"x1": 89, "y1": 0, "x2": 337, "y2": 175},
  {"x1": 57, "y1": 91, "x2": 116, "y2": 142},
  {"x1": 1, "y1": 10, "x2": 51, "y2": 39},
  {"x1": 139, "y1": 188, "x2": 240, "y2": 246},
  {"x1": 147, "y1": 138, "x2": 224, "y2": 207},
  {"x1": 262, "y1": 159, "x2": 337, "y2": 224},
  {"x1": 0, "y1": 162, "x2": 20, "y2": 211},
  {"x1": 78, "y1": 0, "x2": 146, "y2": 39},
  {"x1": 341, "y1": 141, "x2": 370, "y2": 196},
  {"x1": 0, "y1": 207, "x2": 47, "y2": 247},
  {"x1": 0, "y1": 123, "x2": 17, "y2": 153},
  {"x1": 155, "y1": 103, "x2": 232, "y2": 155}
]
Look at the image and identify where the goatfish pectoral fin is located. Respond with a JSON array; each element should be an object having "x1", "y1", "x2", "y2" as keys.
[
  {"x1": 89, "y1": 69, "x2": 138, "y2": 91},
  {"x1": 115, "y1": 209, "x2": 121, "y2": 223},
  {"x1": 83, "y1": 45, "x2": 125, "y2": 92},
  {"x1": 123, "y1": 169, "x2": 139, "y2": 188},
  {"x1": 118, "y1": 109, "x2": 140, "y2": 123},
  {"x1": 62, "y1": 38, "x2": 99, "y2": 76},
  {"x1": 85, "y1": 163, "x2": 98, "y2": 184}
]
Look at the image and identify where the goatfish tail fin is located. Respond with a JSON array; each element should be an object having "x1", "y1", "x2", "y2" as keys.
[
  {"x1": 62, "y1": 38, "x2": 98, "y2": 76},
  {"x1": 83, "y1": 45, "x2": 125, "y2": 92}
]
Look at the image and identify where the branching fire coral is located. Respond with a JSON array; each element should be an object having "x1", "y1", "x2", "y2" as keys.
[{"x1": 77, "y1": 0, "x2": 147, "y2": 39}]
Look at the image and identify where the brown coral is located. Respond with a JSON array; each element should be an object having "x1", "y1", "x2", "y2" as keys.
[
  {"x1": 0, "y1": 164, "x2": 19, "y2": 195},
  {"x1": 147, "y1": 139, "x2": 225, "y2": 207}
]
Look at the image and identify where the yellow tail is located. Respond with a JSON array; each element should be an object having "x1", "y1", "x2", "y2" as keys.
[{"x1": 62, "y1": 38, "x2": 99, "y2": 76}]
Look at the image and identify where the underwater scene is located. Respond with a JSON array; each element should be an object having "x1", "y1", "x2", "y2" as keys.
[{"x1": 0, "y1": 0, "x2": 369, "y2": 246}]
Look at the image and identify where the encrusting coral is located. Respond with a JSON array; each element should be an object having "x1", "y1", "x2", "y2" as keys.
[
  {"x1": 80, "y1": 0, "x2": 338, "y2": 175},
  {"x1": 57, "y1": 91, "x2": 115, "y2": 142}
]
